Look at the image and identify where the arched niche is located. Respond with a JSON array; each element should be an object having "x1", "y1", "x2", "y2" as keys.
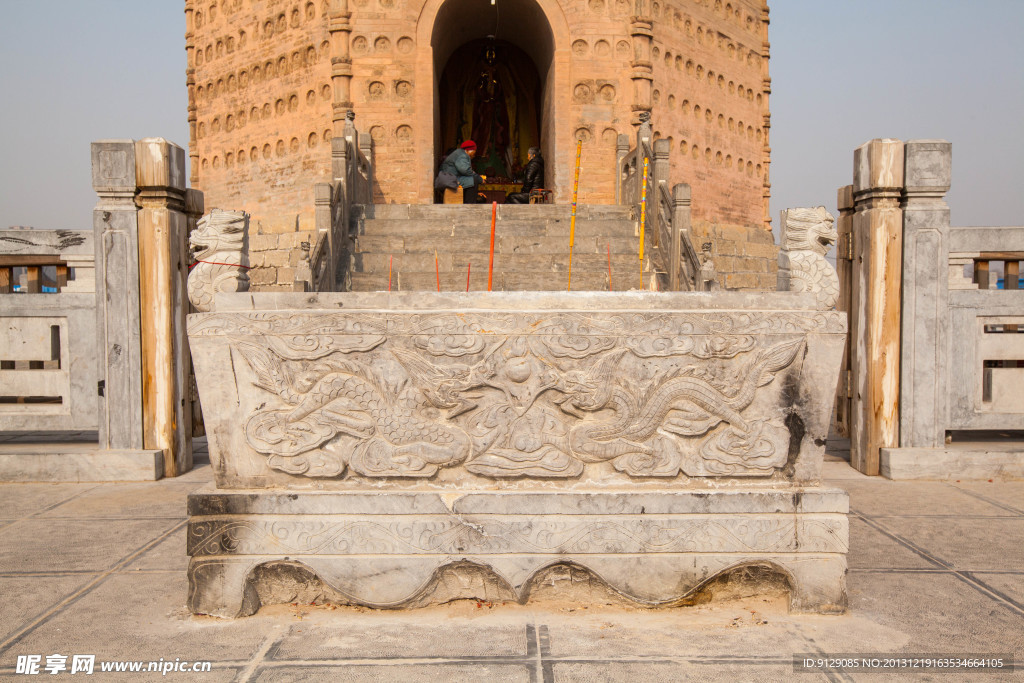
[{"x1": 414, "y1": 0, "x2": 569, "y2": 202}]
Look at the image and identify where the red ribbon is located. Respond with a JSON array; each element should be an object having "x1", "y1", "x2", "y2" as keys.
[{"x1": 188, "y1": 259, "x2": 252, "y2": 271}]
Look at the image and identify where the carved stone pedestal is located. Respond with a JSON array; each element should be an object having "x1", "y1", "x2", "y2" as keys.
[
  {"x1": 187, "y1": 487, "x2": 849, "y2": 617},
  {"x1": 186, "y1": 292, "x2": 848, "y2": 615}
]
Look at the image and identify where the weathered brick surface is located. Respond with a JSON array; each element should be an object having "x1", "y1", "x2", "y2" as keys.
[
  {"x1": 186, "y1": 0, "x2": 773, "y2": 285},
  {"x1": 693, "y1": 218, "x2": 777, "y2": 290},
  {"x1": 249, "y1": 266, "x2": 278, "y2": 287}
]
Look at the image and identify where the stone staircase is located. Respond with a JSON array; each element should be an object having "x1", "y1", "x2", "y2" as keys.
[{"x1": 345, "y1": 204, "x2": 662, "y2": 292}]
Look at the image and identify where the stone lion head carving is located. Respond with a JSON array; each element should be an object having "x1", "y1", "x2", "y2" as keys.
[{"x1": 783, "y1": 206, "x2": 836, "y2": 257}]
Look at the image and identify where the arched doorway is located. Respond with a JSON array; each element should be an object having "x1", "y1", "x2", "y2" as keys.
[
  {"x1": 438, "y1": 39, "x2": 541, "y2": 183},
  {"x1": 415, "y1": 0, "x2": 567, "y2": 202}
]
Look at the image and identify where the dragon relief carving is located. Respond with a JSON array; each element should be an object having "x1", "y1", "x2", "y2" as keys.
[{"x1": 228, "y1": 316, "x2": 806, "y2": 480}]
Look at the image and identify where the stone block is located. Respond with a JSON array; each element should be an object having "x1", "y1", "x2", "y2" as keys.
[
  {"x1": 880, "y1": 447, "x2": 1024, "y2": 481},
  {"x1": 248, "y1": 267, "x2": 277, "y2": 287},
  {"x1": 903, "y1": 140, "x2": 952, "y2": 195},
  {"x1": 263, "y1": 249, "x2": 291, "y2": 268},
  {"x1": 248, "y1": 234, "x2": 279, "y2": 252},
  {"x1": 278, "y1": 231, "x2": 313, "y2": 250},
  {"x1": 0, "y1": 448, "x2": 164, "y2": 482},
  {"x1": 189, "y1": 291, "x2": 843, "y2": 487},
  {"x1": 275, "y1": 267, "x2": 296, "y2": 285},
  {"x1": 186, "y1": 291, "x2": 847, "y2": 616},
  {"x1": 854, "y1": 139, "x2": 904, "y2": 194},
  {"x1": 91, "y1": 139, "x2": 135, "y2": 194},
  {"x1": 725, "y1": 272, "x2": 760, "y2": 290},
  {"x1": 135, "y1": 138, "x2": 186, "y2": 191},
  {"x1": 187, "y1": 485, "x2": 849, "y2": 617}
]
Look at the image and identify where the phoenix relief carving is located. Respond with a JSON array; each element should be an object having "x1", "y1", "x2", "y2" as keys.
[{"x1": 229, "y1": 316, "x2": 805, "y2": 480}]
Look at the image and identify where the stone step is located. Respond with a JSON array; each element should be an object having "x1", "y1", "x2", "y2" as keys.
[
  {"x1": 353, "y1": 248, "x2": 658, "y2": 274},
  {"x1": 355, "y1": 233, "x2": 650, "y2": 258},
  {"x1": 350, "y1": 269, "x2": 658, "y2": 292},
  {"x1": 355, "y1": 218, "x2": 638, "y2": 241},
  {"x1": 354, "y1": 203, "x2": 631, "y2": 222}
]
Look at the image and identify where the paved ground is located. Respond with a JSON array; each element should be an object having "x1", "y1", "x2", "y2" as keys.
[{"x1": 0, "y1": 439, "x2": 1021, "y2": 682}]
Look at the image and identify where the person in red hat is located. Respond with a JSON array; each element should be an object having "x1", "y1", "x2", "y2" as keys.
[{"x1": 436, "y1": 140, "x2": 486, "y2": 204}]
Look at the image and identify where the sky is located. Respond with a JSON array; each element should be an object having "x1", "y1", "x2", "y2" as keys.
[{"x1": 1, "y1": 1, "x2": 1022, "y2": 234}]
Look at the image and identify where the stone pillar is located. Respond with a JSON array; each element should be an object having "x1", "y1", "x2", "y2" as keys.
[
  {"x1": 92, "y1": 140, "x2": 145, "y2": 453},
  {"x1": 135, "y1": 138, "x2": 192, "y2": 477},
  {"x1": 899, "y1": 140, "x2": 952, "y2": 449},
  {"x1": 834, "y1": 184, "x2": 855, "y2": 438},
  {"x1": 328, "y1": 0, "x2": 353, "y2": 132},
  {"x1": 850, "y1": 139, "x2": 905, "y2": 475},
  {"x1": 184, "y1": 1, "x2": 199, "y2": 187},
  {"x1": 760, "y1": 4, "x2": 772, "y2": 231},
  {"x1": 671, "y1": 183, "x2": 692, "y2": 291},
  {"x1": 629, "y1": 3, "x2": 653, "y2": 126}
]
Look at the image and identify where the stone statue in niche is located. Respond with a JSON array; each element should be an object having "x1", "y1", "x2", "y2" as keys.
[
  {"x1": 203, "y1": 311, "x2": 819, "y2": 480},
  {"x1": 778, "y1": 206, "x2": 839, "y2": 309},
  {"x1": 187, "y1": 209, "x2": 250, "y2": 312}
]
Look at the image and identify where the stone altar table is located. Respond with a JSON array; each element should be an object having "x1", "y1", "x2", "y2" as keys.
[{"x1": 186, "y1": 292, "x2": 848, "y2": 616}]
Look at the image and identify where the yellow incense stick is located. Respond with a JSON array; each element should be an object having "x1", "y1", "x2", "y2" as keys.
[
  {"x1": 639, "y1": 158, "x2": 649, "y2": 289},
  {"x1": 567, "y1": 140, "x2": 582, "y2": 291}
]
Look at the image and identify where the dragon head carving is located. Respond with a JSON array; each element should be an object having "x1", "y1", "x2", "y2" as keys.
[
  {"x1": 187, "y1": 209, "x2": 250, "y2": 312},
  {"x1": 189, "y1": 209, "x2": 248, "y2": 261},
  {"x1": 783, "y1": 206, "x2": 836, "y2": 257}
]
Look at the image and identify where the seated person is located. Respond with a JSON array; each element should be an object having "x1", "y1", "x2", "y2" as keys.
[
  {"x1": 438, "y1": 140, "x2": 486, "y2": 204},
  {"x1": 505, "y1": 147, "x2": 544, "y2": 204}
]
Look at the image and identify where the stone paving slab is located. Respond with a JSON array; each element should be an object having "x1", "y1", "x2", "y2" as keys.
[
  {"x1": 846, "y1": 517, "x2": 936, "y2": 570},
  {"x1": 0, "y1": 575, "x2": 97, "y2": 643},
  {"x1": 843, "y1": 479, "x2": 1014, "y2": 517},
  {"x1": 36, "y1": 480, "x2": 195, "y2": 519},
  {"x1": 0, "y1": 518, "x2": 182, "y2": 573},
  {"x1": 0, "y1": 443, "x2": 1020, "y2": 681},
  {"x1": 873, "y1": 517, "x2": 1024, "y2": 572},
  {"x1": 0, "y1": 483, "x2": 100, "y2": 518},
  {"x1": 950, "y1": 481, "x2": 1024, "y2": 514}
]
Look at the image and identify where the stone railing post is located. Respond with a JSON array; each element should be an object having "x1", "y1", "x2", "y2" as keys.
[
  {"x1": 314, "y1": 182, "x2": 334, "y2": 291},
  {"x1": 850, "y1": 138, "x2": 905, "y2": 475},
  {"x1": 331, "y1": 136, "x2": 349, "y2": 185},
  {"x1": 135, "y1": 138, "x2": 192, "y2": 477},
  {"x1": 653, "y1": 138, "x2": 670, "y2": 187},
  {"x1": 92, "y1": 140, "x2": 146, "y2": 454},
  {"x1": 615, "y1": 133, "x2": 630, "y2": 204},
  {"x1": 358, "y1": 131, "x2": 374, "y2": 205},
  {"x1": 833, "y1": 184, "x2": 855, "y2": 438},
  {"x1": 776, "y1": 209, "x2": 792, "y2": 291},
  {"x1": 333, "y1": 110, "x2": 354, "y2": 183},
  {"x1": 899, "y1": 140, "x2": 952, "y2": 449},
  {"x1": 635, "y1": 113, "x2": 652, "y2": 219},
  {"x1": 671, "y1": 183, "x2": 692, "y2": 291}
]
